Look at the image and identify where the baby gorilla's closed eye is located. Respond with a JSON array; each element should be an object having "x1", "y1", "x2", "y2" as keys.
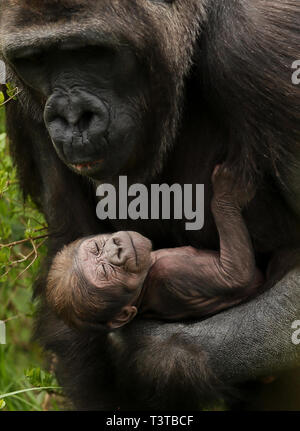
[
  {"x1": 94, "y1": 241, "x2": 100, "y2": 254},
  {"x1": 46, "y1": 231, "x2": 153, "y2": 331}
]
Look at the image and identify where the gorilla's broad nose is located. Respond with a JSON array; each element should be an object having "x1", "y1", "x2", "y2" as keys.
[{"x1": 44, "y1": 90, "x2": 110, "y2": 163}]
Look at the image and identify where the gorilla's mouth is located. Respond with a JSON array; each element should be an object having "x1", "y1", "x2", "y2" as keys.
[{"x1": 70, "y1": 159, "x2": 105, "y2": 175}]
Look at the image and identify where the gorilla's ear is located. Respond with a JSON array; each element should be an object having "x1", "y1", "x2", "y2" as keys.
[{"x1": 107, "y1": 306, "x2": 138, "y2": 330}]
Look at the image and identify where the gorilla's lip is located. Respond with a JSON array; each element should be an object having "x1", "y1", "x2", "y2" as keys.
[{"x1": 70, "y1": 159, "x2": 104, "y2": 175}]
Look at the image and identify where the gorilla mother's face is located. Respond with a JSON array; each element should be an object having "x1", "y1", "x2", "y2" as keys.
[
  {"x1": 33, "y1": 45, "x2": 145, "y2": 180},
  {"x1": 0, "y1": 0, "x2": 204, "y2": 181}
]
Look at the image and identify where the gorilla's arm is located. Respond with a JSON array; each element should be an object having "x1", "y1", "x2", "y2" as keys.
[
  {"x1": 36, "y1": 266, "x2": 300, "y2": 410},
  {"x1": 111, "y1": 268, "x2": 300, "y2": 409}
]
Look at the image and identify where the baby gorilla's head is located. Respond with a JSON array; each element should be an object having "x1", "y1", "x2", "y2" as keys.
[{"x1": 46, "y1": 231, "x2": 153, "y2": 331}]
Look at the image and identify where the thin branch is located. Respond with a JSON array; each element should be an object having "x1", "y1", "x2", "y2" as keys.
[
  {"x1": 0, "y1": 234, "x2": 48, "y2": 249},
  {"x1": 0, "y1": 386, "x2": 61, "y2": 399},
  {"x1": 15, "y1": 239, "x2": 46, "y2": 281},
  {"x1": 0, "y1": 88, "x2": 21, "y2": 107},
  {"x1": 0, "y1": 238, "x2": 47, "y2": 280},
  {"x1": 3, "y1": 238, "x2": 45, "y2": 266},
  {"x1": 2, "y1": 314, "x2": 25, "y2": 323}
]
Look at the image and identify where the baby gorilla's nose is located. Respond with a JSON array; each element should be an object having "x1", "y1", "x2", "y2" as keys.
[
  {"x1": 105, "y1": 232, "x2": 132, "y2": 266},
  {"x1": 105, "y1": 231, "x2": 152, "y2": 272},
  {"x1": 106, "y1": 231, "x2": 152, "y2": 273}
]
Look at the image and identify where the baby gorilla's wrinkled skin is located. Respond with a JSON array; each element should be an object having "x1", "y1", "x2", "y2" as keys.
[
  {"x1": 46, "y1": 166, "x2": 264, "y2": 331},
  {"x1": 77, "y1": 231, "x2": 153, "y2": 295},
  {"x1": 75, "y1": 231, "x2": 154, "y2": 328},
  {"x1": 46, "y1": 230, "x2": 154, "y2": 330}
]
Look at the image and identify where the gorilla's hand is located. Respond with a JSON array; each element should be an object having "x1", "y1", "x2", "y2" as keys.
[{"x1": 109, "y1": 268, "x2": 300, "y2": 409}]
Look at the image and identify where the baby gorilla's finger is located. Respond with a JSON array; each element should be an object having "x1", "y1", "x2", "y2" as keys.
[
  {"x1": 211, "y1": 164, "x2": 222, "y2": 184},
  {"x1": 212, "y1": 164, "x2": 256, "y2": 207},
  {"x1": 211, "y1": 164, "x2": 236, "y2": 196}
]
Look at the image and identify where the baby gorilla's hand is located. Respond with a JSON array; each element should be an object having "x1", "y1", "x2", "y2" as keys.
[{"x1": 212, "y1": 164, "x2": 256, "y2": 208}]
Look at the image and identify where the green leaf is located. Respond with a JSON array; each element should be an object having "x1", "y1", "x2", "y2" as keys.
[
  {"x1": 6, "y1": 83, "x2": 18, "y2": 100},
  {"x1": 0, "y1": 399, "x2": 6, "y2": 409},
  {"x1": 24, "y1": 367, "x2": 56, "y2": 388}
]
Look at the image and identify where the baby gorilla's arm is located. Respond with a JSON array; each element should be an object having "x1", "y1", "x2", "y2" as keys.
[
  {"x1": 139, "y1": 166, "x2": 264, "y2": 321},
  {"x1": 47, "y1": 167, "x2": 262, "y2": 328},
  {"x1": 209, "y1": 165, "x2": 262, "y2": 290}
]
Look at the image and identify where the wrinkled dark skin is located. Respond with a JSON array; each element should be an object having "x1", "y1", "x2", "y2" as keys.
[
  {"x1": 46, "y1": 230, "x2": 154, "y2": 330},
  {"x1": 140, "y1": 165, "x2": 264, "y2": 321},
  {"x1": 51, "y1": 166, "x2": 264, "y2": 329},
  {"x1": 77, "y1": 231, "x2": 152, "y2": 294},
  {"x1": 1, "y1": 0, "x2": 300, "y2": 410}
]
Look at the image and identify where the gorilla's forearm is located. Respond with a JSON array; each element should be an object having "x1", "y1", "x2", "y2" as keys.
[
  {"x1": 183, "y1": 269, "x2": 300, "y2": 383},
  {"x1": 117, "y1": 269, "x2": 300, "y2": 390},
  {"x1": 37, "y1": 266, "x2": 300, "y2": 410}
]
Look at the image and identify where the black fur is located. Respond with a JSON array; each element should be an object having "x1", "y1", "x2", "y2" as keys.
[{"x1": 1, "y1": 0, "x2": 300, "y2": 409}]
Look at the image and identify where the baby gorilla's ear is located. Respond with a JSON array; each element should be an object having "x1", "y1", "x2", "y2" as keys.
[{"x1": 107, "y1": 306, "x2": 138, "y2": 330}]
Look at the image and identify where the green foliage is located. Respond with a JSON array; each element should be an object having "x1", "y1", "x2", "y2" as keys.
[
  {"x1": 25, "y1": 367, "x2": 58, "y2": 389},
  {"x1": 0, "y1": 105, "x2": 62, "y2": 411},
  {"x1": 0, "y1": 108, "x2": 5, "y2": 134},
  {"x1": 0, "y1": 83, "x2": 20, "y2": 107},
  {"x1": 5, "y1": 83, "x2": 19, "y2": 101}
]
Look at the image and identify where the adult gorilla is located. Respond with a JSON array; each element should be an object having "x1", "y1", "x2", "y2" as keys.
[{"x1": 1, "y1": 0, "x2": 300, "y2": 409}]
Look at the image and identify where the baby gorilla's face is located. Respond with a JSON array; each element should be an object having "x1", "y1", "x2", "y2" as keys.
[
  {"x1": 76, "y1": 231, "x2": 153, "y2": 294},
  {"x1": 46, "y1": 231, "x2": 154, "y2": 331}
]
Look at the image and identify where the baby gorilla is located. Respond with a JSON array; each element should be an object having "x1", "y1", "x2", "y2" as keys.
[{"x1": 47, "y1": 166, "x2": 264, "y2": 331}]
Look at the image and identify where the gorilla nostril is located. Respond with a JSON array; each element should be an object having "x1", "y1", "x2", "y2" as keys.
[
  {"x1": 112, "y1": 237, "x2": 124, "y2": 260},
  {"x1": 77, "y1": 111, "x2": 94, "y2": 133},
  {"x1": 117, "y1": 247, "x2": 123, "y2": 259}
]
